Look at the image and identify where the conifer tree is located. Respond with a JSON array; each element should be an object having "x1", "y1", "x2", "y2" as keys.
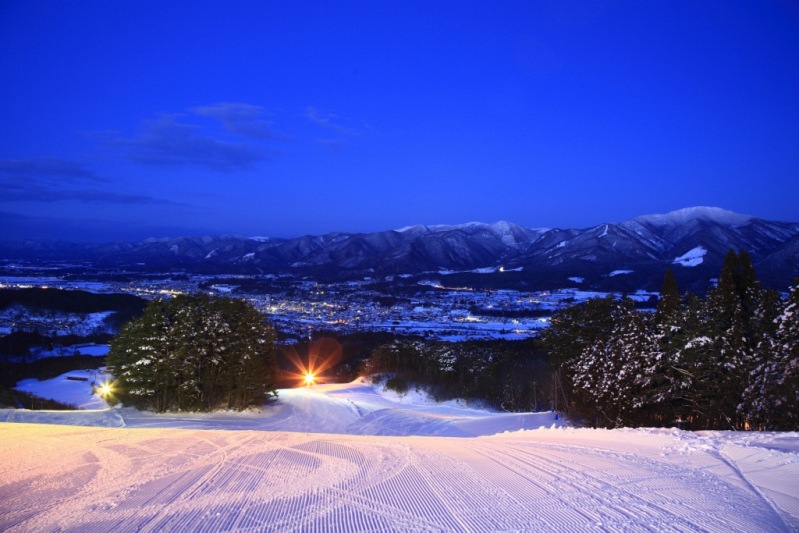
[
  {"x1": 105, "y1": 299, "x2": 171, "y2": 411},
  {"x1": 542, "y1": 296, "x2": 620, "y2": 425},
  {"x1": 770, "y1": 280, "x2": 799, "y2": 429},
  {"x1": 703, "y1": 250, "x2": 772, "y2": 427},
  {"x1": 652, "y1": 269, "x2": 684, "y2": 403},
  {"x1": 656, "y1": 269, "x2": 681, "y2": 324},
  {"x1": 540, "y1": 251, "x2": 790, "y2": 430},
  {"x1": 742, "y1": 280, "x2": 799, "y2": 429},
  {"x1": 573, "y1": 298, "x2": 662, "y2": 427},
  {"x1": 107, "y1": 294, "x2": 278, "y2": 412}
]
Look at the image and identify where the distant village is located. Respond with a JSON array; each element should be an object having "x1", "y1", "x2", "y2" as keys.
[{"x1": 1, "y1": 270, "x2": 658, "y2": 343}]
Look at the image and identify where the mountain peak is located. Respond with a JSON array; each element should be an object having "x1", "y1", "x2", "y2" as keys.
[
  {"x1": 634, "y1": 207, "x2": 753, "y2": 228},
  {"x1": 395, "y1": 221, "x2": 494, "y2": 234}
]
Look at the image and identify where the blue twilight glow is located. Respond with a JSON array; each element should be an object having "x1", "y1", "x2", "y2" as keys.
[{"x1": 1, "y1": 1, "x2": 798, "y2": 241}]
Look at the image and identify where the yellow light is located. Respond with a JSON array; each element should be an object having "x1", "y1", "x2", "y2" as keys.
[
  {"x1": 98, "y1": 382, "x2": 113, "y2": 397},
  {"x1": 304, "y1": 373, "x2": 315, "y2": 387}
]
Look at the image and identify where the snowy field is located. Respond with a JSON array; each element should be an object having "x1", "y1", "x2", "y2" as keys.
[{"x1": 2, "y1": 378, "x2": 799, "y2": 531}]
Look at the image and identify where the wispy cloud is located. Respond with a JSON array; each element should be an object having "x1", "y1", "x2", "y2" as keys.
[
  {"x1": 0, "y1": 157, "x2": 103, "y2": 184},
  {"x1": 7, "y1": 186, "x2": 180, "y2": 205},
  {"x1": 117, "y1": 112, "x2": 273, "y2": 172},
  {"x1": 304, "y1": 106, "x2": 360, "y2": 137},
  {"x1": 192, "y1": 102, "x2": 277, "y2": 139},
  {"x1": 0, "y1": 157, "x2": 180, "y2": 205},
  {"x1": 104, "y1": 103, "x2": 360, "y2": 169}
]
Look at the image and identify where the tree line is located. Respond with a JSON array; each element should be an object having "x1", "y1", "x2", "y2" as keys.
[
  {"x1": 0, "y1": 287, "x2": 146, "y2": 323},
  {"x1": 360, "y1": 337, "x2": 551, "y2": 412},
  {"x1": 542, "y1": 250, "x2": 798, "y2": 430}
]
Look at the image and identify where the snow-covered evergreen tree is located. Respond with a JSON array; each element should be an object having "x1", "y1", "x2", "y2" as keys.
[
  {"x1": 560, "y1": 298, "x2": 662, "y2": 427},
  {"x1": 542, "y1": 296, "x2": 623, "y2": 426},
  {"x1": 702, "y1": 250, "x2": 771, "y2": 428},
  {"x1": 646, "y1": 271, "x2": 687, "y2": 423},
  {"x1": 107, "y1": 299, "x2": 171, "y2": 411},
  {"x1": 107, "y1": 294, "x2": 277, "y2": 412},
  {"x1": 543, "y1": 253, "x2": 790, "y2": 430},
  {"x1": 742, "y1": 280, "x2": 799, "y2": 430}
]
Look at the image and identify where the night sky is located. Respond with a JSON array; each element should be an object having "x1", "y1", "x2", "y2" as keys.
[{"x1": 2, "y1": 1, "x2": 798, "y2": 242}]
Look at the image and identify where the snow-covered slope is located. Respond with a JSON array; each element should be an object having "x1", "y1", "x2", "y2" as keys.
[
  {"x1": 6, "y1": 376, "x2": 562, "y2": 436},
  {"x1": 2, "y1": 378, "x2": 798, "y2": 531}
]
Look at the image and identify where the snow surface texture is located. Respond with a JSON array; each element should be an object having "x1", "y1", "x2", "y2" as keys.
[{"x1": 2, "y1": 380, "x2": 799, "y2": 531}]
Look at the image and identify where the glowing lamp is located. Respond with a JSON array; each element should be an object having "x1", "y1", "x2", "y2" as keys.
[{"x1": 98, "y1": 382, "x2": 113, "y2": 398}]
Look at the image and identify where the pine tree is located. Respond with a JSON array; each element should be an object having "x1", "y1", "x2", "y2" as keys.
[
  {"x1": 656, "y1": 269, "x2": 681, "y2": 324},
  {"x1": 771, "y1": 280, "x2": 799, "y2": 429},
  {"x1": 689, "y1": 250, "x2": 761, "y2": 428},
  {"x1": 107, "y1": 299, "x2": 172, "y2": 410},
  {"x1": 569, "y1": 298, "x2": 659, "y2": 427},
  {"x1": 656, "y1": 251, "x2": 774, "y2": 429},
  {"x1": 648, "y1": 270, "x2": 686, "y2": 425},
  {"x1": 617, "y1": 310, "x2": 664, "y2": 425},
  {"x1": 107, "y1": 294, "x2": 278, "y2": 412},
  {"x1": 541, "y1": 252, "x2": 788, "y2": 430},
  {"x1": 542, "y1": 296, "x2": 621, "y2": 425},
  {"x1": 742, "y1": 280, "x2": 799, "y2": 429}
]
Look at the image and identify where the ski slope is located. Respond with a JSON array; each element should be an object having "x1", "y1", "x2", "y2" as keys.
[{"x1": 2, "y1": 379, "x2": 799, "y2": 531}]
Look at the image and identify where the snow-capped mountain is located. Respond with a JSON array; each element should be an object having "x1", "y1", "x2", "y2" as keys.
[
  {"x1": 490, "y1": 207, "x2": 799, "y2": 291},
  {"x1": 2, "y1": 208, "x2": 797, "y2": 292}
]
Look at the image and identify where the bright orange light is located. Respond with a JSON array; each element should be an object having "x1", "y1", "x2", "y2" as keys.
[{"x1": 281, "y1": 337, "x2": 343, "y2": 388}]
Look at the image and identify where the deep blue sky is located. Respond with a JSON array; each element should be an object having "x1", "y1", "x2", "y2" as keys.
[{"x1": 2, "y1": 1, "x2": 798, "y2": 242}]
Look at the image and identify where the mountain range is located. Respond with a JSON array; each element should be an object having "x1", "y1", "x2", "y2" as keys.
[{"x1": 2, "y1": 207, "x2": 798, "y2": 292}]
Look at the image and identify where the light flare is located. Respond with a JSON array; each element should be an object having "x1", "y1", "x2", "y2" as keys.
[
  {"x1": 96, "y1": 380, "x2": 115, "y2": 399},
  {"x1": 281, "y1": 337, "x2": 342, "y2": 388}
]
